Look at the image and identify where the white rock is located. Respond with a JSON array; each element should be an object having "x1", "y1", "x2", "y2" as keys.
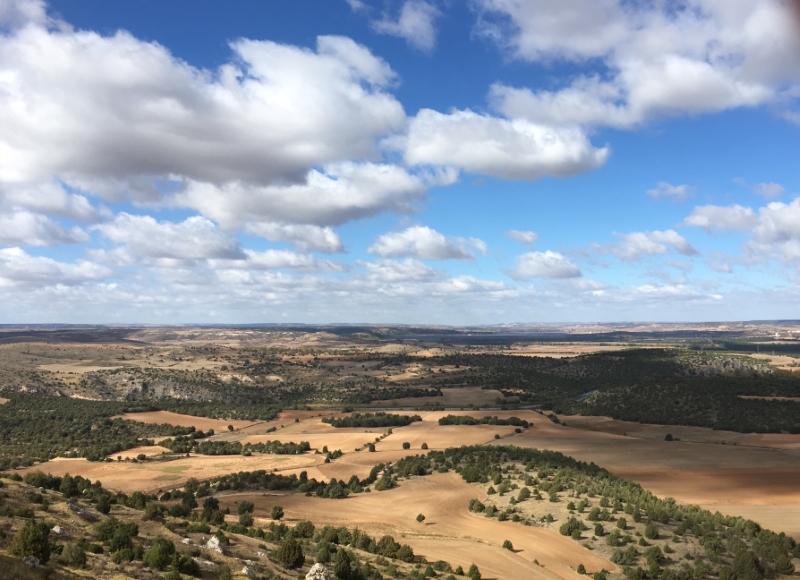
[
  {"x1": 182, "y1": 538, "x2": 193, "y2": 545},
  {"x1": 205, "y1": 536, "x2": 224, "y2": 553},
  {"x1": 22, "y1": 556, "x2": 40, "y2": 568},
  {"x1": 257, "y1": 551, "x2": 268, "y2": 558},
  {"x1": 51, "y1": 525, "x2": 63, "y2": 535},
  {"x1": 193, "y1": 557, "x2": 217, "y2": 570},
  {"x1": 306, "y1": 563, "x2": 334, "y2": 580},
  {"x1": 242, "y1": 565, "x2": 256, "y2": 578}
]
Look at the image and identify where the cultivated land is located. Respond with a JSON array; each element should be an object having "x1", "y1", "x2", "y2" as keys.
[{"x1": 3, "y1": 323, "x2": 800, "y2": 579}]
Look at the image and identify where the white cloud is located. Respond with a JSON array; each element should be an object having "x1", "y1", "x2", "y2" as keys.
[
  {"x1": 96, "y1": 214, "x2": 244, "y2": 261},
  {"x1": 210, "y1": 249, "x2": 347, "y2": 273},
  {"x1": 372, "y1": 1, "x2": 441, "y2": 51},
  {"x1": 0, "y1": 18, "x2": 404, "y2": 196},
  {"x1": 406, "y1": 109, "x2": 608, "y2": 180},
  {"x1": 481, "y1": 0, "x2": 800, "y2": 128},
  {"x1": 596, "y1": 230, "x2": 698, "y2": 261},
  {"x1": 171, "y1": 163, "x2": 429, "y2": 229},
  {"x1": 685, "y1": 197, "x2": 800, "y2": 263},
  {"x1": 646, "y1": 182, "x2": 694, "y2": 202},
  {"x1": 244, "y1": 223, "x2": 344, "y2": 254},
  {"x1": 505, "y1": 229, "x2": 539, "y2": 244},
  {"x1": 368, "y1": 225, "x2": 485, "y2": 260},
  {"x1": 0, "y1": 247, "x2": 109, "y2": 287},
  {"x1": 0, "y1": 210, "x2": 88, "y2": 246},
  {"x1": 1, "y1": 181, "x2": 109, "y2": 222},
  {"x1": 359, "y1": 258, "x2": 445, "y2": 283},
  {"x1": 752, "y1": 182, "x2": 785, "y2": 199},
  {"x1": 507, "y1": 250, "x2": 581, "y2": 279},
  {"x1": 683, "y1": 205, "x2": 758, "y2": 232}
]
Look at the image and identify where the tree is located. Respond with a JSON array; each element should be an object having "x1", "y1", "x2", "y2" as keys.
[
  {"x1": 9, "y1": 520, "x2": 51, "y2": 563},
  {"x1": 664, "y1": 434, "x2": 673, "y2": 441},
  {"x1": 421, "y1": 442, "x2": 428, "y2": 449},
  {"x1": 577, "y1": 564, "x2": 586, "y2": 574},
  {"x1": 142, "y1": 536, "x2": 175, "y2": 570},
  {"x1": 416, "y1": 513, "x2": 426, "y2": 524},
  {"x1": 468, "y1": 563, "x2": 482, "y2": 580},
  {"x1": 616, "y1": 517, "x2": 627, "y2": 530},
  {"x1": 402, "y1": 442, "x2": 411, "y2": 450},
  {"x1": 227, "y1": 425, "x2": 234, "y2": 432},
  {"x1": 237, "y1": 500, "x2": 254, "y2": 515},
  {"x1": 644, "y1": 522, "x2": 659, "y2": 540},
  {"x1": 271, "y1": 504, "x2": 284, "y2": 520},
  {"x1": 502, "y1": 540, "x2": 513, "y2": 550},
  {"x1": 776, "y1": 553, "x2": 795, "y2": 575},
  {"x1": 238, "y1": 512, "x2": 254, "y2": 527}
]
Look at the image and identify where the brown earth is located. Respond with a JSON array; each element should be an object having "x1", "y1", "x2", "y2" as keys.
[
  {"x1": 107, "y1": 445, "x2": 172, "y2": 460},
  {"x1": 218, "y1": 472, "x2": 615, "y2": 580},
  {"x1": 118, "y1": 410, "x2": 257, "y2": 432}
]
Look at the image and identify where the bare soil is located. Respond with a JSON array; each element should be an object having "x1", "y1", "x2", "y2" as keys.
[
  {"x1": 119, "y1": 410, "x2": 257, "y2": 432},
  {"x1": 219, "y1": 472, "x2": 615, "y2": 580}
]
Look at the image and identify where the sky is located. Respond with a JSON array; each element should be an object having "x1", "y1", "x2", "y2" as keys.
[{"x1": 0, "y1": 0, "x2": 799, "y2": 325}]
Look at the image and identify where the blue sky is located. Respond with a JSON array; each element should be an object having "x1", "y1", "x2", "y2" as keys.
[{"x1": 0, "y1": 0, "x2": 799, "y2": 324}]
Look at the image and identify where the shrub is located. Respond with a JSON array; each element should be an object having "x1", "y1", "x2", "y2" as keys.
[
  {"x1": 402, "y1": 442, "x2": 411, "y2": 450},
  {"x1": 238, "y1": 512, "x2": 254, "y2": 527},
  {"x1": 294, "y1": 520, "x2": 315, "y2": 538},
  {"x1": 502, "y1": 540, "x2": 513, "y2": 550},
  {"x1": 577, "y1": 564, "x2": 586, "y2": 574},
  {"x1": 237, "y1": 500, "x2": 254, "y2": 515},
  {"x1": 776, "y1": 553, "x2": 795, "y2": 575},
  {"x1": 421, "y1": 443, "x2": 428, "y2": 449},
  {"x1": 275, "y1": 537, "x2": 304, "y2": 568},
  {"x1": 395, "y1": 544, "x2": 414, "y2": 562},
  {"x1": 271, "y1": 505, "x2": 284, "y2": 520},
  {"x1": 59, "y1": 542, "x2": 86, "y2": 568},
  {"x1": 416, "y1": 513, "x2": 426, "y2": 523},
  {"x1": 644, "y1": 522, "x2": 659, "y2": 540},
  {"x1": 142, "y1": 536, "x2": 175, "y2": 569},
  {"x1": 9, "y1": 520, "x2": 51, "y2": 563},
  {"x1": 559, "y1": 517, "x2": 583, "y2": 537},
  {"x1": 664, "y1": 434, "x2": 673, "y2": 441},
  {"x1": 617, "y1": 517, "x2": 627, "y2": 530},
  {"x1": 468, "y1": 563, "x2": 482, "y2": 580}
]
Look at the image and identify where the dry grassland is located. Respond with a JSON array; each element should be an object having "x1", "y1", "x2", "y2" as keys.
[
  {"x1": 118, "y1": 410, "x2": 256, "y2": 432},
  {"x1": 219, "y1": 472, "x2": 614, "y2": 580}
]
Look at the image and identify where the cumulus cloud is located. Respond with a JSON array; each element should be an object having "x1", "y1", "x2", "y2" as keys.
[
  {"x1": 753, "y1": 182, "x2": 785, "y2": 199},
  {"x1": 481, "y1": 0, "x2": 800, "y2": 128},
  {"x1": 368, "y1": 225, "x2": 485, "y2": 260},
  {"x1": 646, "y1": 182, "x2": 694, "y2": 202},
  {"x1": 683, "y1": 205, "x2": 758, "y2": 232},
  {"x1": 507, "y1": 250, "x2": 581, "y2": 279},
  {"x1": 359, "y1": 258, "x2": 445, "y2": 283},
  {"x1": 0, "y1": 247, "x2": 109, "y2": 287},
  {"x1": 505, "y1": 229, "x2": 539, "y2": 244},
  {"x1": 596, "y1": 230, "x2": 698, "y2": 261},
  {"x1": 244, "y1": 223, "x2": 344, "y2": 254},
  {"x1": 685, "y1": 198, "x2": 800, "y2": 263},
  {"x1": 0, "y1": 17, "x2": 404, "y2": 195},
  {"x1": 210, "y1": 249, "x2": 347, "y2": 273},
  {"x1": 406, "y1": 109, "x2": 608, "y2": 180},
  {"x1": 171, "y1": 163, "x2": 429, "y2": 228},
  {"x1": 372, "y1": 1, "x2": 441, "y2": 51},
  {"x1": 96, "y1": 214, "x2": 244, "y2": 261},
  {"x1": 1, "y1": 181, "x2": 109, "y2": 222},
  {"x1": 0, "y1": 210, "x2": 89, "y2": 246}
]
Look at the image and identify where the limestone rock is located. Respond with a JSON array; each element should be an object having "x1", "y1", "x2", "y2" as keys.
[
  {"x1": 22, "y1": 556, "x2": 40, "y2": 567},
  {"x1": 242, "y1": 565, "x2": 256, "y2": 578},
  {"x1": 306, "y1": 563, "x2": 334, "y2": 580},
  {"x1": 51, "y1": 525, "x2": 63, "y2": 535},
  {"x1": 205, "y1": 536, "x2": 224, "y2": 553}
]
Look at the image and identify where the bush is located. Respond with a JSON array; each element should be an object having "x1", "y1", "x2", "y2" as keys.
[
  {"x1": 271, "y1": 505, "x2": 284, "y2": 520},
  {"x1": 402, "y1": 442, "x2": 411, "y2": 450},
  {"x1": 294, "y1": 520, "x2": 315, "y2": 538},
  {"x1": 238, "y1": 512, "x2": 254, "y2": 527},
  {"x1": 237, "y1": 500, "x2": 254, "y2": 515},
  {"x1": 644, "y1": 522, "x2": 659, "y2": 540},
  {"x1": 274, "y1": 537, "x2": 304, "y2": 568},
  {"x1": 59, "y1": 542, "x2": 86, "y2": 568},
  {"x1": 142, "y1": 536, "x2": 175, "y2": 569},
  {"x1": 559, "y1": 517, "x2": 583, "y2": 537},
  {"x1": 577, "y1": 564, "x2": 586, "y2": 574},
  {"x1": 502, "y1": 540, "x2": 513, "y2": 550},
  {"x1": 416, "y1": 513, "x2": 426, "y2": 523},
  {"x1": 468, "y1": 563, "x2": 482, "y2": 580},
  {"x1": 9, "y1": 520, "x2": 51, "y2": 563},
  {"x1": 421, "y1": 442, "x2": 428, "y2": 449}
]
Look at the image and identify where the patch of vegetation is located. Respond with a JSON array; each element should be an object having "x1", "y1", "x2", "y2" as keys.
[
  {"x1": 438, "y1": 415, "x2": 530, "y2": 427},
  {"x1": 323, "y1": 412, "x2": 422, "y2": 428}
]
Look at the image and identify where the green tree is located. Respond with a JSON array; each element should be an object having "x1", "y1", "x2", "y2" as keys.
[
  {"x1": 237, "y1": 500, "x2": 254, "y2": 514},
  {"x1": 502, "y1": 540, "x2": 513, "y2": 550},
  {"x1": 142, "y1": 536, "x2": 175, "y2": 570},
  {"x1": 238, "y1": 512, "x2": 254, "y2": 527},
  {"x1": 776, "y1": 553, "x2": 795, "y2": 576},
  {"x1": 275, "y1": 537, "x2": 304, "y2": 568},
  {"x1": 468, "y1": 563, "x2": 482, "y2": 580},
  {"x1": 271, "y1": 504, "x2": 284, "y2": 520},
  {"x1": 9, "y1": 520, "x2": 51, "y2": 563},
  {"x1": 416, "y1": 513, "x2": 426, "y2": 524},
  {"x1": 402, "y1": 442, "x2": 411, "y2": 450}
]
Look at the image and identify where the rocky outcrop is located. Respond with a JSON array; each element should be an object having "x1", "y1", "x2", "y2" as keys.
[{"x1": 306, "y1": 563, "x2": 334, "y2": 580}]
